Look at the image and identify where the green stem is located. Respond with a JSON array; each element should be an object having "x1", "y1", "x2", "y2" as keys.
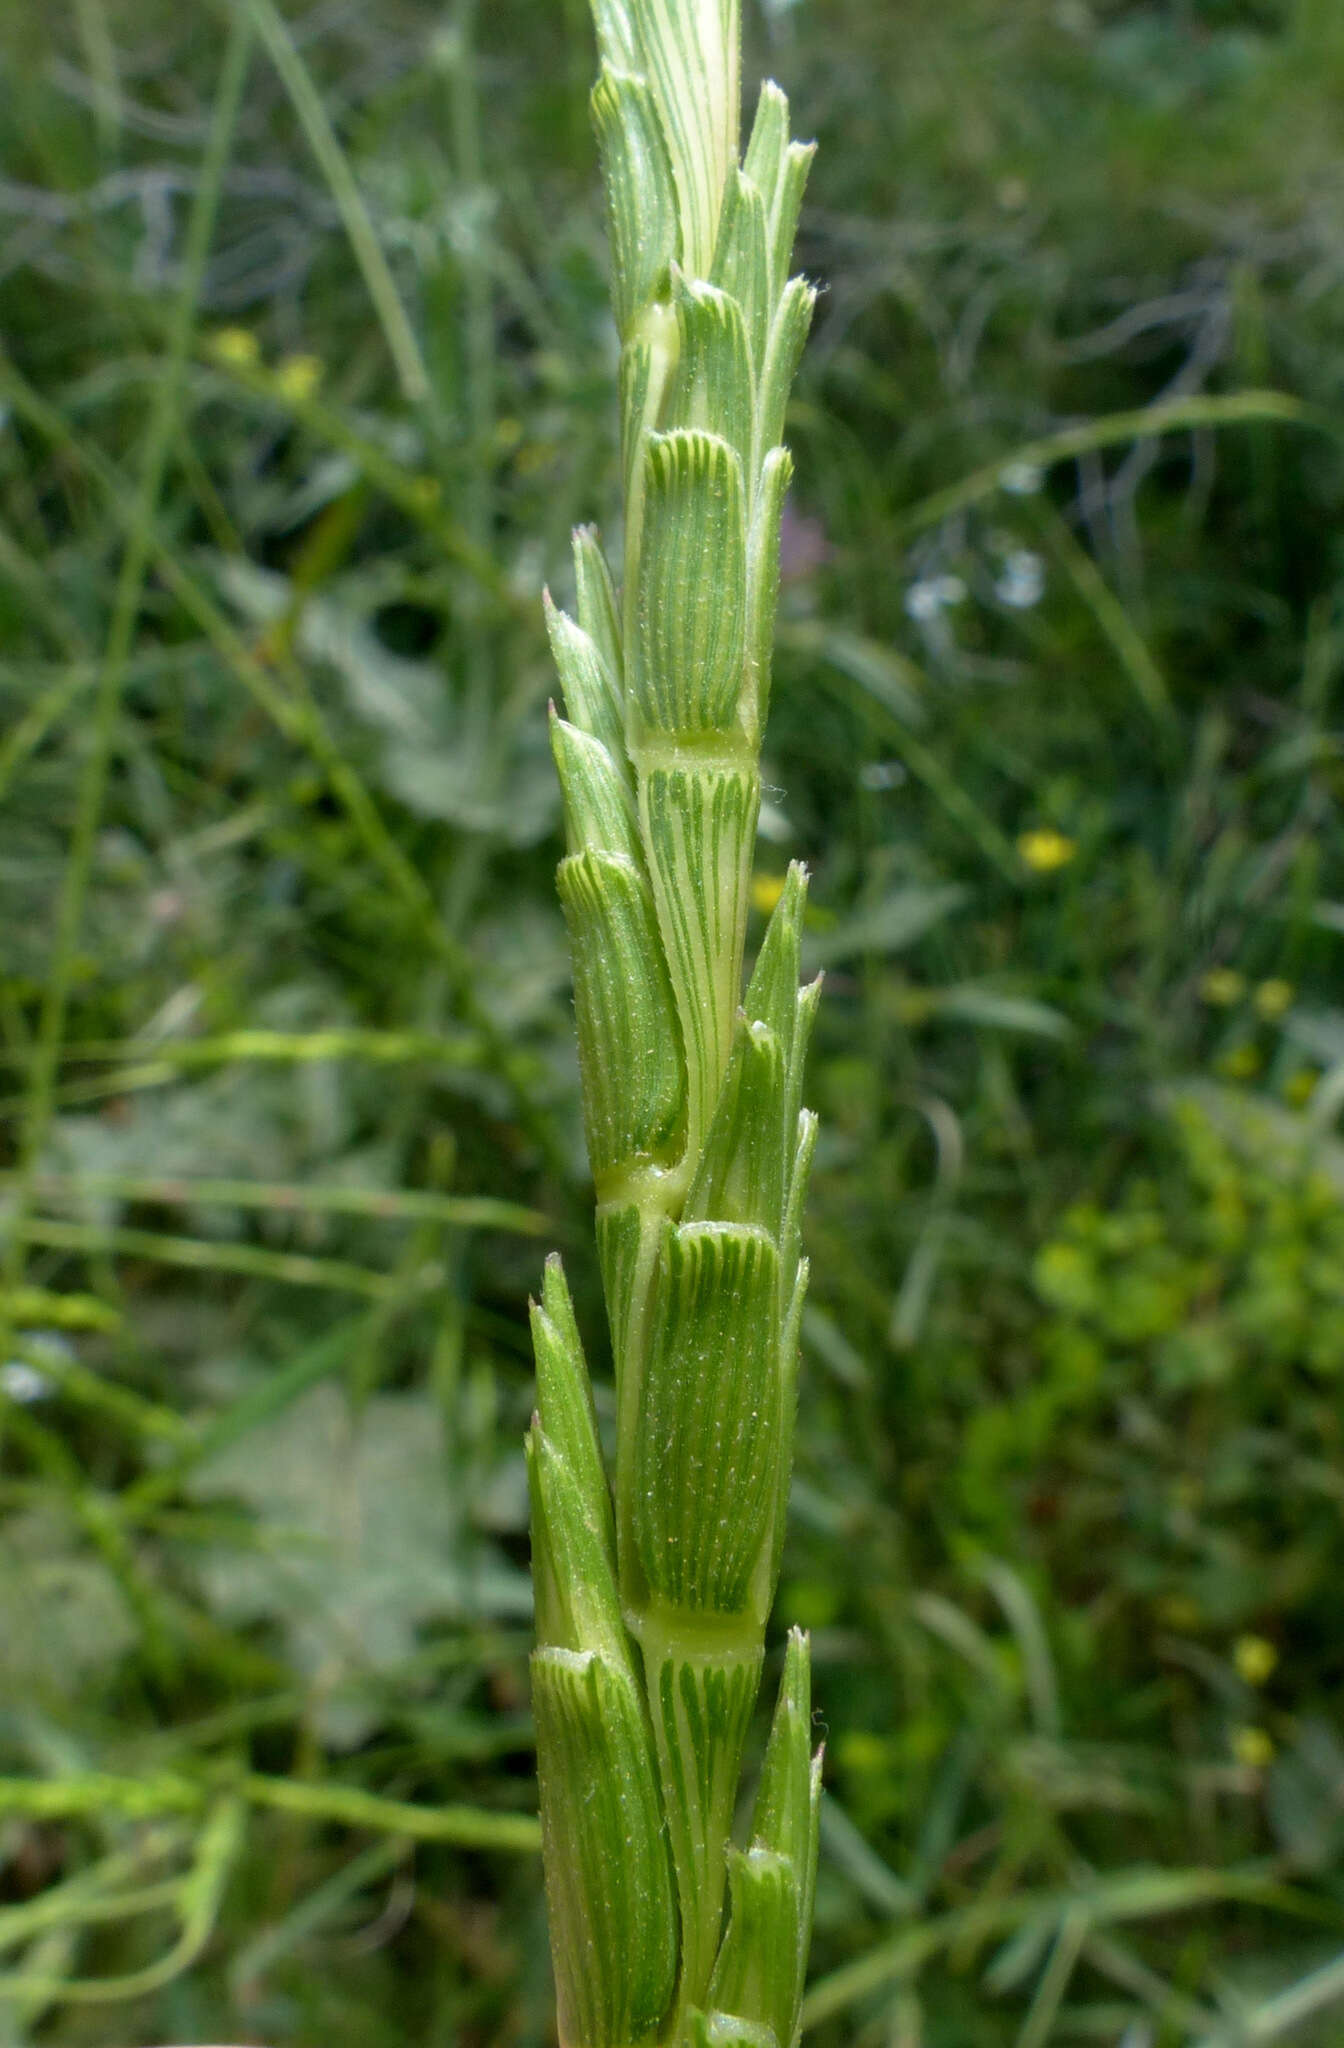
[{"x1": 242, "y1": 0, "x2": 430, "y2": 405}]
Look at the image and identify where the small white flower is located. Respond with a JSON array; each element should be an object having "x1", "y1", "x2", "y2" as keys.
[
  {"x1": 994, "y1": 549, "x2": 1046, "y2": 610},
  {"x1": 905, "y1": 573, "x2": 967, "y2": 622},
  {"x1": 1000, "y1": 459, "x2": 1044, "y2": 497},
  {"x1": 1, "y1": 1361, "x2": 50, "y2": 1404}
]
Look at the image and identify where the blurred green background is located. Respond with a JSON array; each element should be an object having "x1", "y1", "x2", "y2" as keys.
[{"x1": 3, "y1": 0, "x2": 1344, "y2": 2041}]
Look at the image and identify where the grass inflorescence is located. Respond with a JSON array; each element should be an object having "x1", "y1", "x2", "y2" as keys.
[
  {"x1": 527, "y1": 3, "x2": 822, "y2": 2040},
  {"x1": 2, "y1": 0, "x2": 1344, "y2": 2043}
]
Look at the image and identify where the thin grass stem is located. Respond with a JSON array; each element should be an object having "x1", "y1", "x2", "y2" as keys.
[{"x1": 240, "y1": 0, "x2": 430, "y2": 405}]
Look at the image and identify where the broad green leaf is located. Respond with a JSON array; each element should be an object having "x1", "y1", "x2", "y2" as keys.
[
  {"x1": 592, "y1": 66, "x2": 679, "y2": 336},
  {"x1": 804, "y1": 883, "x2": 966, "y2": 968},
  {"x1": 633, "y1": 1221, "x2": 781, "y2": 1614},
  {"x1": 220, "y1": 556, "x2": 558, "y2": 843},
  {"x1": 924, "y1": 984, "x2": 1073, "y2": 1040},
  {"x1": 551, "y1": 712, "x2": 642, "y2": 863},
  {"x1": 190, "y1": 1386, "x2": 530, "y2": 1750},
  {"x1": 669, "y1": 272, "x2": 755, "y2": 468},
  {"x1": 532, "y1": 1646, "x2": 677, "y2": 2048},
  {"x1": 743, "y1": 445, "x2": 793, "y2": 734},
  {"x1": 0, "y1": 1506, "x2": 137, "y2": 1707},
  {"x1": 630, "y1": 430, "x2": 747, "y2": 736},
  {"x1": 531, "y1": 1255, "x2": 615, "y2": 1565},
  {"x1": 710, "y1": 169, "x2": 772, "y2": 371},
  {"x1": 638, "y1": 763, "x2": 759, "y2": 1151},
  {"x1": 546, "y1": 593, "x2": 628, "y2": 777},
  {"x1": 526, "y1": 1426, "x2": 626, "y2": 1663},
  {"x1": 684, "y1": 1016, "x2": 787, "y2": 1241},
  {"x1": 558, "y1": 849, "x2": 686, "y2": 1176},
  {"x1": 756, "y1": 280, "x2": 815, "y2": 478}
]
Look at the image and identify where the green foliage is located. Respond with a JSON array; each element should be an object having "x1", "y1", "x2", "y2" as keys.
[
  {"x1": 4, "y1": 0, "x2": 1344, "y2": 2043},
  {"x1": 191, "y1": 1381, "x2": 532, "y2": 1749},
  {"x1": 960, "y1": 1097, "x2": 1344, "y2": 1554}
]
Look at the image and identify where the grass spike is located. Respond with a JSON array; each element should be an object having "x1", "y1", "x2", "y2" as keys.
[{"x1": 533, "y1": 0, "x2": 818, "y2": 2036}]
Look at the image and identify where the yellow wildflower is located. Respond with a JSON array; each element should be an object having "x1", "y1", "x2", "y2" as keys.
[
  {"x1": 209, "y1": 326, "x2": 260, "y2": 368},
  {"x1": 1253, "y1": 977, "x2": 1295, "y2": 1020},
  {"x1": 1231, "y1": 1725, "x2": 1274, "y2": 1770},
  {"x1": 751, "y1": 873, "x2": 787, "y2": 916},
  {"x1": 1017, "y1": 828, "x2": 1076, "y2": 873},
  {"x1": 1199, "y1": 967, "x2": 1245, "y2": 1007},
  {"x1": 1234, "y1": 1635, "x2": 1278, "y2": 1686},
  {"x1": 514, "y1": 440, "x2": 560, "y2": 478},
  {"x1": 1155, "y1": 1593, "x2": 1201, "y2": 1632},
  {"x1": 274, "y1": 353, "x2": 324, "y2": 404}
]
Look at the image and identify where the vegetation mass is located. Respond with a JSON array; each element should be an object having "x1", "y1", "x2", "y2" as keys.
[{"x1": 1, "y1": 1, "x2": 1343, "y2": 2044}]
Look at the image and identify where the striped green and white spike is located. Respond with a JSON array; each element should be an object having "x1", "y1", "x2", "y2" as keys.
[
  {"x1": 592, "y1": 0, "x2": 740, "y2": 278},
  {"x1": 530, "y1": 1, "x2": 821, "y2": 2039}
]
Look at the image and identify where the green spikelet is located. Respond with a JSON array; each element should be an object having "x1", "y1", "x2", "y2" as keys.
[
  {"x1": 528, "y1": 1263, "x2": 678, "y2": 2048},
  {"x1": 530, "y1": 1, "x2": 820, "y2": 2038},
  {"x1": 708, "y1": 1632, "x2": 822, "y2": 2048}
]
